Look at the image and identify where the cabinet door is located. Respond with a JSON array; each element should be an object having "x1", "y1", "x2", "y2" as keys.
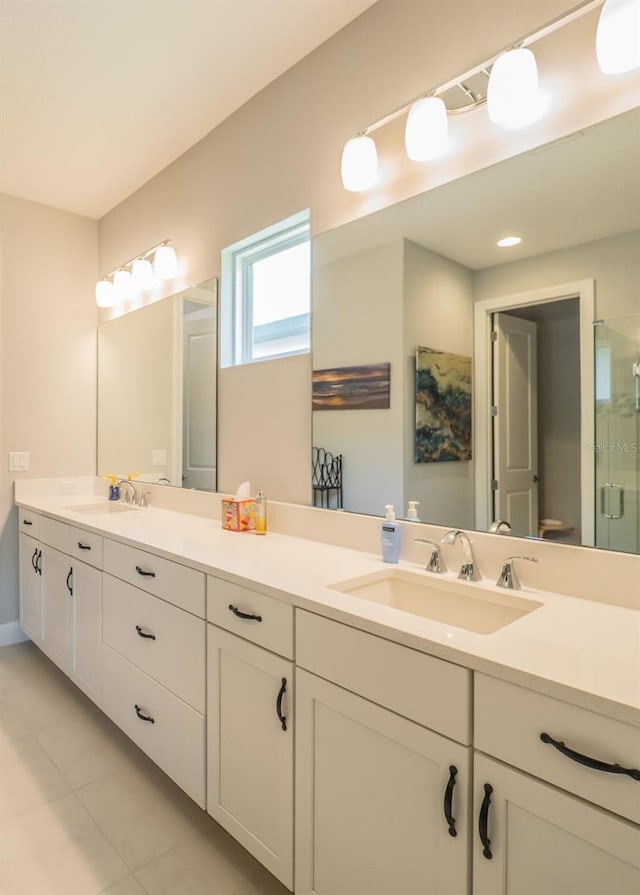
[
  {"x1": 207, "y1": 626, "x2": 293, "y2": 890},
  {"x1": 295, "y1": 669, "x2": 471, "y2": 895},
  {"x1": 41, "y1": 544, "x2": 71, "y2": 673},
  {"x1": 19, "y1": 533, "x2": 42, "y2": 643},
  {"x1": 473, "y1": 754, "x2": 640, "y2": 895},
  {"x1": 70, "y1": 560, "x2": 102, "y2": 705}
]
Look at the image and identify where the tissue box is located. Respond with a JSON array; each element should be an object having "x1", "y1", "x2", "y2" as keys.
[{"x1": 221, "y1": 498, "x2": 255, "y2": 532}]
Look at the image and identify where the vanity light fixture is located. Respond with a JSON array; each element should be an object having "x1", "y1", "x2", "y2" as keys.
[
  {"x1": 497, "y1": 236, "x2": 523, "y2": 247},
  {"x1": 596, "y1": 0, "x2": 640, "y2": 73},
  {"x1": 340, "y1": 0, "x2": 618, "y2": 192},
  {"x1": 94, "y1": 239, "x2": 178, "y2": 307}
]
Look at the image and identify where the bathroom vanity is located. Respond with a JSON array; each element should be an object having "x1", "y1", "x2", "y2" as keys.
[{"x1": 16, "y1": 481, "x2": 640, "y2": 894}]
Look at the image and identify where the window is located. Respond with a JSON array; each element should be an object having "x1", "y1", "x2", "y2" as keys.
[{"x1": 221, "y1": 210, "x2": 310, "y2": 366}]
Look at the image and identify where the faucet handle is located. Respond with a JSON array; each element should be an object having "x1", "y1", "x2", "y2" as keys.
[
  {"x1": 140, "y1": 490, "x2": 151, "y2": 508},
  {"x1": 497, "y1": 555, "x2": 538, "y2": 589},
  {"x1": 414, "y1": 539, "x2": 446, "y2": 574}
]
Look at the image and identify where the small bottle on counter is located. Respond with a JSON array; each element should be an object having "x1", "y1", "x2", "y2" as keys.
[
  {"x1": 255, "y1": 489, "x2": 267, "y2": 535},
  {"x1": 381, "y1": 504, "x2": 401, "y2": 563},
  {"x1": 406, "y1": 500, "x2": 420, "y2": 521}
]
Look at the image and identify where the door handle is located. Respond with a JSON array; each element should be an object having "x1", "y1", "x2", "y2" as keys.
[
  {"x1": 601, "y1": 483, "x2": 624, "y2": 519},
  {"x1": 31, "y1": 546, "x2": 38, "y2": 571},
  {"x1": 276, "y1": 678, "x2": 287, "y2": 731},
  {"x1": 66, "y1": 567, "x2": 73, "y2": 596},
  {"x1": 443, "y1": 765, "x2": 458, "y2": 837},
  {"x1": 478, "y1": 783, "x2": 493, "y2": 859}
]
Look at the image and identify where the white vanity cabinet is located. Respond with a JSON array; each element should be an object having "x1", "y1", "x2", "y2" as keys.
[
  {"x1": 473, "y1": 675, "x2": 640, "y2": 894},
  {"x1": 207, "y1": 575, "x2": 295, "y2": 890},
  {"x1": 294, "y1": 610, "x2": 472, "y2": 895},
  {"x1": 101, "y1": 540, "x2": 207, "y2": 807},
  {"x1": 18, "y1": 509, "x2": 42, "y2": 644}
]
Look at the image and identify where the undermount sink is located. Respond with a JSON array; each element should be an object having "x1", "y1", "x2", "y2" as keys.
[
  {"x1": 329, "y1": 568, "x2": 542, "y2": 634},
  {"x1": 65, "y1": 502, "x2": 139, "y2": 516}
]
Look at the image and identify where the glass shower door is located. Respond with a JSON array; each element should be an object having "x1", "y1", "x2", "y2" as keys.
[{"x1": 594, "y1": 318, "x2": 640, "y2": 554}]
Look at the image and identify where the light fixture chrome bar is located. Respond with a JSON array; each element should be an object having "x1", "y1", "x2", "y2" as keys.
[
  {"x1": 363, "y1": 0, "x2": 604, "y2": 135},
  {"x1": 102, "y1": 239, "x2": 172, "y2": 280}
]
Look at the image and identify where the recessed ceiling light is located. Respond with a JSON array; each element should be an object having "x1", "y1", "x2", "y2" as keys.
[{"x1": 497, "y1": 236, "x2": 522, "y2": 247}]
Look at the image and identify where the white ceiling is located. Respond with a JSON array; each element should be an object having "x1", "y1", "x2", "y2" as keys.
[{"x1": 0, "y1": 0, "x2": 376, "y2": 218}]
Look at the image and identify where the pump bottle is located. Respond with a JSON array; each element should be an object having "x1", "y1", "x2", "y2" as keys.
[{"x1": 381, "y1": 504, "x2": 401, "y2": 563}]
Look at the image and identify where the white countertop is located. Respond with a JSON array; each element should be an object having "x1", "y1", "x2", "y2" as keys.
[{"x1": 16, "y1": 491, "x2": 640, "y2": 727}]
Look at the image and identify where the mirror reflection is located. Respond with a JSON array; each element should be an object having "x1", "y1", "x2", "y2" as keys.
[
  {"x1": 97, "y1": 278, "x2": 217, "y2": 490},
  {"x1": 312, "y1": 108, "x2": 640, "y2": 554}
]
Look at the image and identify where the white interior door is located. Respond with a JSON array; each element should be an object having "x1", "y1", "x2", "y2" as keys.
[
  {"x1": 182, "y1": 303, "x2": 216, "y2": 490},
  {"x1": 493, "y1": 312, "x2": 538, "y2": 536}
]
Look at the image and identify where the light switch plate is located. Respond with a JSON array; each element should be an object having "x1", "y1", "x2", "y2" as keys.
[{"x1": 9, "y1": 451, "x2": 30, "y2": 471}]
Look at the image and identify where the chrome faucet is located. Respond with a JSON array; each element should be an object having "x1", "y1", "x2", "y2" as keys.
[
  {"x1": 116, "y1": 478, "x2": 138, "y2": 505},
  {"x1": 489, "y1": 519, "x2": 511, "y2": 534},
  {"x1": 496, "y1": 555, "x2": 538, "y2": 589},
  {"x1": 441, "y1": 529, "x2": 478, "y2": 581},
  {"x1": 414, "y1": 539, "x2": 445, "y2": 573}
]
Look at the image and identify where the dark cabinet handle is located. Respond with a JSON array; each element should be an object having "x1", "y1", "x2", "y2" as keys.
[
  {"x1": 136, "y1": 625, "x2": 156, "y2": 641},
  {"x1": 31, "y1": 546, "x2": 38, "y2": 571},
  {"x1": 66, "y1": 567, "x2": 73, "y2": 596},
  {"x1": 443, "y1": 765, "x2": 458, "y2": 837},
  {"x1": 134, "y1": 704, "x2": 155, "y2": 723},
  {"x1": 276, "y1": 678, "x2": 287, "y2": 731},
  {"x1": 36, "y1": 550, "x2": 42, "y2": 575},
  {"x1": 22, "y1": 519, "x2": 33, "y2": 526},
  {"x1": 77, "y1": 542, "x2": 91, "y2": 551},
  {"x1": 540, "y1": 733, "x2": 640, "y2": 781},
  {"x1": 228, "y1": 604, "x2": 262, "y2": 622},
  {"x1": 479, "y1": 783, "x2": 493, "y2": 859},
  {"x1": 135, "y1": 566, "x2": 156, "y2": 578}
]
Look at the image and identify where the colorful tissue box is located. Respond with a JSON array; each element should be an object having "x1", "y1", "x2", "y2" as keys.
[{"x1": 221, "y1": 498, "x2": 255, "y2": 532}]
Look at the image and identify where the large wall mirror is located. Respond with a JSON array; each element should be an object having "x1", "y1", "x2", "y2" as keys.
[
  {"x1": 97, "y1": 278, "x2": 217, "y2": 491},
  {"x1": 312, "y1": 107, "x2": 640, "y2": 555}
]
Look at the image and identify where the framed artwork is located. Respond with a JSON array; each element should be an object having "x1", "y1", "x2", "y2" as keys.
[
  {"x1": 313, "y1": 363, "x2": 390, "y2": 410},
  {"x1": 415, "y1": 346, "x2": 471, "y2": 462}
]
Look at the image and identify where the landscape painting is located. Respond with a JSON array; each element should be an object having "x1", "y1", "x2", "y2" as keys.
[
  {"x1": 313, "y1": 363, "x2": 390, "y2": 410},
  {"x1": 415, "y1": 347, "x2": 472, "y2": 462}
]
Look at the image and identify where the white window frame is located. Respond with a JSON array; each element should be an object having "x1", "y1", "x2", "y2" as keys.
[{"x1": 221, "y1": 210, "x2": 311, "y2": 367}]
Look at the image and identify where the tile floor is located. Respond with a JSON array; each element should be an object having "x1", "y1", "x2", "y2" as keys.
[{"x1": 0, "y1": 641, "x2": 289, "y2": 895}]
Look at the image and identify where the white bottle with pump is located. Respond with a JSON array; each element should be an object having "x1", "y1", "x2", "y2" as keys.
[
  {"x1": 381, "y1": 505, "x2": 401, "y2": 563},
  {"x1": 406, "y1": 500, "x2": 420, "y2": 521}
]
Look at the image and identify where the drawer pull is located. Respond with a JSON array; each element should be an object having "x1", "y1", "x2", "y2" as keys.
[
  {"x1": 228, "y1": 604, "x2": 262, "y2": 622},
  {"x1": 134, "y1": 704, "x2": 155, "y2": 724},
  {"x1": 276, "y1": 677, "x2": 287, "y2": 731},
  {"x1": 31, "y1": 546, "x2": 38, "y2": 571},
  {"x1": 479, "y1": 783, "x2": 493, "y2": 859},
  {"x1": 77, "y1": 542, "x2": 91, "y2": 551},
  {"x1": 135, "y1": 625, "x2": 156, "y2": 641},
  {"x1": 443, "y1": 765, "x2": 458, "y2": 837},
  {"x1": 540, "y1": 732, "x2": 640, "y2": 780},
  {"x1": 66, "y1": 567, "x2": 73, "y2": 596},
  {"x1": 135, "y1": 566, "x2": 156, "y2": 578},
  {"x1": 22, "y1": 519, "x2": 33, "y2": 526}
]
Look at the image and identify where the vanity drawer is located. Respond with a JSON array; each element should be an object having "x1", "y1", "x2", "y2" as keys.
[
  {"x1": 18, "y1": 509, "x2": 40, "y2": 539},
  {"x1": 475, "y1": 674, "x2": 640, "y2": 823},
  {"x1": 39, "y1": 516, "x2": 70, "y2": 553},
  {"x1": 103, "y1": 574, "x2": 205, "y2": 712},
  {"x1": 103, "y1": 539, "x2": 205, "y2": 617},
  {"x1": 69, "y1": 527, "x2": 103, "y2": 569},
  {"x1": 102, "y1": 644, "x2": 205, "y2": 807},
  {"x1": 296, "y1": 610, "x2": 472, "y2": 744},
  {"x1": 207, "y1": 576, "x2": 294, "y2": 659}
]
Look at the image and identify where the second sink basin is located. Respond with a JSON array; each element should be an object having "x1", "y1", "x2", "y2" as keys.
[
  {"x1": 65, "y1": 502, "x2": 139, "y2": 516},
  {"x1": 329, "y1": 568, "x2": 542, "y2": 634}
]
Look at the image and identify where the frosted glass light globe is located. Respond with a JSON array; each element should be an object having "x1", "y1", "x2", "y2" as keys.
[
  {"x1": 405, "y1": 96, "x2": 449, "y2": 161},
  {"x1": 488, "y1": 48, "x2": 548, "y2": 129},
  {"x1": 132, "y1": 257, "x2": 155, "y2": 290},
  {"x1": 153, "y1": 244, "x2": 178, "y2": 280},
  {"x1": 95, "y1": 279, "x2": 115, "y2": 308},
  {"x1": 596, "y1": 0, "x2": 640, "y2": 73},
  {"x1": 340, "y1": 135, "x2": 378, "y2": 191},
  {"x1": 113, "y1": 268, "x2": 134, "y2": 301}
]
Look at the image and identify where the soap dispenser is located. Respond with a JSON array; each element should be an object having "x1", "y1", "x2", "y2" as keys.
[
  {"x1": 406, "y1": 500, "x2": 420, "y2": 521},
  {"x1": 381, "y1": 505, "x2": 401, "y2": 563}
]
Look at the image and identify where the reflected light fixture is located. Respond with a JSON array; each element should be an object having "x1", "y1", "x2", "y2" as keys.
[
  {"x1": 596, "y1": 0, "x2": 640, "y2": 73},
  {"x1": 95, "y1": 239, "x2": 178, "y2": 307},
  {"x1": 497, "y1": 235, "x2": 523, "y2": 247},
  {"x1": 405, "y1": 96, "x2": 449, "y2": 161},
  {"x1": 487, "y1": 48, "x2": 548, "y2": 129},
  {"x1": 341, "y1": 134, "x2": 378, "y2": 191}
]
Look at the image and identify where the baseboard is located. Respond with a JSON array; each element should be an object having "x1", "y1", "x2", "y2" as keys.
[{"x1": 0, "y1": 620, "x2": 29, "y2": 646}]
